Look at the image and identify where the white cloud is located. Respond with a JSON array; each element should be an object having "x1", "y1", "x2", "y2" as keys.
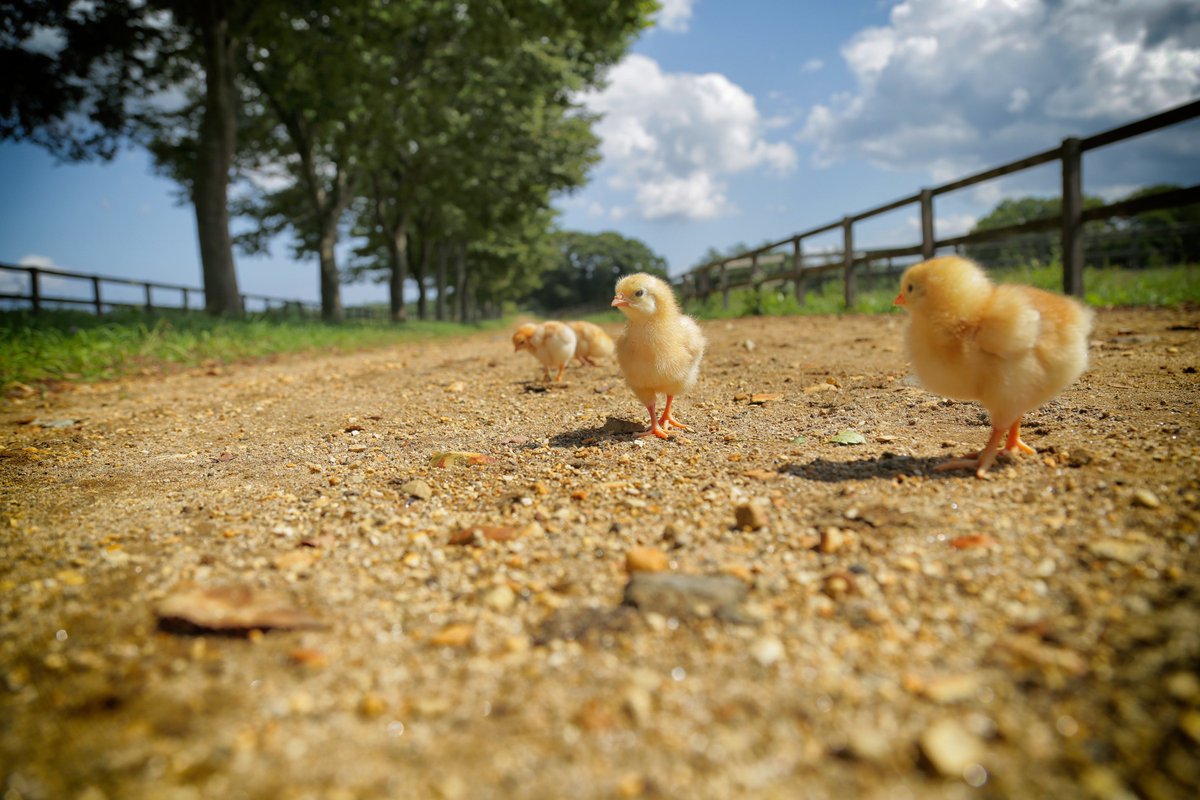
[
  {"x1": 802, "y1": 0, "x2": 1200, "y2": 173},
  {"x1": 18, "y1": 254, "x2": 57, "y2": 268},
  {"x1": 800, "y1": 58, "x2": 825, "y2": 73},
  {"x1": 656, "y1": 0, "x2": 697, "y2": 33},
  {"x1": 581, "y1": 54, "x2": 797, "y2": 221}
]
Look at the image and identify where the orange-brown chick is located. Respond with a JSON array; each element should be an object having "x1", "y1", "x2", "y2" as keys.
[
  {"x1": 895, "y1": 255, "x2": 1093, "y2": 478},
  {"x1": 612, "y1": 273, "x2": 706, "y2": 439},
  {"x1": 568, "y1": 320, "x2": 616, "y2": 366},
  {"x1": 512, "y1": 321, "x2": 577, "y2": 382}
]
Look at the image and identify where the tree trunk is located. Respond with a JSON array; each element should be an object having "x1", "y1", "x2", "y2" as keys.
[
  {"x1": 454, "y1": 241, "x2": 467, "y2": 323},
  {"x1": 435, "y1": 241, "x2": 447, "y2": 322},
  {"x1": 318, "y1": 232, "x2": 343, "y2": 322},
  {"x1": 412, "y1": 234, "x2": 429, "y2": 320},
  {"x1": 388, "y1": 214, "x2": 409, "y2": 323},
  {"x1": 194, "y1": 0, "x2": 242, "y2": 317}
]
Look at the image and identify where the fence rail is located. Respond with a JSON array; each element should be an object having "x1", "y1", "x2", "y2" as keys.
[
  {"x1": 679, "y1": 98, "x2": 1200, "y2": 308},
  {"x1": 0, "y1": 262, "x2": 323, "y2": 316}
]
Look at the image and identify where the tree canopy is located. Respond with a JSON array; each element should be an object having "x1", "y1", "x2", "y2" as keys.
[{"x1": 2, "y1": 0, "x2": 659, "y2": 320}]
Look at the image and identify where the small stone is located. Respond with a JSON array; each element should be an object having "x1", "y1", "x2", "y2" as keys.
[
  {"x1": 623, "y1": 685, "x2": 653, "y2": 727},
  {"x1": 818, "y1": 527, "x2": 845, "y2": 554},
  {"x1": 400, "y1": 479, "x2": 432, "y2": 501},
  {"x1": 449, "y1": 525, "x2": 517, "y2": 545},
  {"x1": 430, "y1": 623, "x2": 474, "y2": 648},
  {"x1": 1180, "y1": 710, "x2": 1200, "y2": 746},
  {"x1": 358, "y1": 693, "x2": 387, "y2": 718},
  {"x1": 734, "y1": 502, "x2": 768, "y2": 531},
  {"x1": 1088, "y1": 539, "x2": 1149, "y2": 565},
  {"x1": 616, "y1": 773, "x2": 648, "y2": 798},
  {"x1": 922, "y1": 673, "x2": 983, "y2": 704},
  {"x1": 847, "y1": 728, "x2": 893, "y2": 762},
  {"x1": 482, "y1": 584, "x2": 516, "y2": 612},
  {"x1": 822, "y1": 570, "x2": 858, "y2": 599},
  {"x1": 920, "y1": 718, "x2": 985, "y2": 777},
  {"x1": 1166, "y1": 671, "x2": 1200, "y2": 702},
  {"x1": 749, "y1": 636, "x2": 785, "y2": 667},
  {"x1": 623, "y1": 572, "x2": 749, "y2": 620},
  {"x1": 1131, "y1": 488, "x2": 1160, "y2": 509},
  {"x1": 626, "y1": 546, "x2": 669, "y2": 573}
]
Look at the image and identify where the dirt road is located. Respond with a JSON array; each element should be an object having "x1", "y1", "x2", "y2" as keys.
[{"x1": 2, "y1": 307, "x2": 1198, "y2": 799}]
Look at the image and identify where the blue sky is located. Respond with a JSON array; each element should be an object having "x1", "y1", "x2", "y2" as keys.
[{"x1": 2, "y1": 0, "x2": 1199, "y2": 307}]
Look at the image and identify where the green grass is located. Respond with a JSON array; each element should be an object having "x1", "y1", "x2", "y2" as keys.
[
  {"x1": 0, "y1": 307, "x2": 512, "y2": 389},
  {"x1": 682, "y1": 262, "x2": 1199, "y2": 319}
]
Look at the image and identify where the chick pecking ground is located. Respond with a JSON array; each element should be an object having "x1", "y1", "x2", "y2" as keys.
[{"x1": 1, "y1": 305, "x2": 1198, "y2": 800}]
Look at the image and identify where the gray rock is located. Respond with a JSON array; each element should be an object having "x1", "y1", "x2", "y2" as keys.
[{"x1": 623, "y1": 573, "x2": 749, "y2": 621}]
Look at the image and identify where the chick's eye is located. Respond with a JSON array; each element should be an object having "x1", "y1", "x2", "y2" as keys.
[
  {"x1": 906, "y1": 283, "x2": 914, "y2": 293},
  {"x1": 634, "y1": 289, "x2": 645, "y2": 297}
]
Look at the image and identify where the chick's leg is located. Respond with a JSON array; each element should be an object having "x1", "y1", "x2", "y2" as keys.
[
  {"x1": 658, "y1": 395, "x2": 692, "y2": 432},
  {"x1": 554, "y1": 364, "x2": 566, "y2": 382},
  {"x1": 1003, "y1": 420, "x2": 1036, "y2": 456},
  {"x1": 934, "y1": 425, "x2": 1006, "y2": 479},
  {"x1": 638, "y1": 401, "x2": 671, "y2": 439}
]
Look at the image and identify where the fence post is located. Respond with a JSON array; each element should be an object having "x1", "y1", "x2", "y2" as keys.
[
  {"x1": 92, "y1": 276, "x2": 103, "y2": 314},
  {"x1": 1061, "y1": 136, "x2": 1084, "y2": 297},
  {"x1": 29, "y1": 267, "x2": 41, "y2": 314},
  {"x1": 144, "y1": 282, "x2": 153, "y2": 312},
  {"x1": 792, "y1": 237, "x2": 806, "y2": 305},
  {"x1": 842, "y1": 216, "x2": 856, "y2": 308},
  {"x1": 920, "y1": 189, "x2": 935, "y2": 259},
  {"x1": 720, "y1": 261, "x2": 730, "y2": 310},
  {"x1": 182, "y1": 288, "x2": 189, "y2": 310}
]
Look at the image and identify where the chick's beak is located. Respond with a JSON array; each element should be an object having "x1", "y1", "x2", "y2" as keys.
[
  {"x1": 611, "y1": 293, "x2": 629, "y2": 308},
  {"x1": 893, "y1": 292, "x2": 906, "y2": 307}
]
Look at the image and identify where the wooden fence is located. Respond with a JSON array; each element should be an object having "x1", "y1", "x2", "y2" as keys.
[
  {"x1": 679, "y1": 98, "x2": 1200, "y2": 308},
  {"x1": 0, "y1": 262, "x2": 323, "y2": 317}
]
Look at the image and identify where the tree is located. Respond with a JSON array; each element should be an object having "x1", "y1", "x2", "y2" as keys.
[
  {"x1": 1, "y1": 0, "x2": 267, "y2": 316},
  {"x1": 526, "y1": 231, "x2": 667, "y2": 312}
]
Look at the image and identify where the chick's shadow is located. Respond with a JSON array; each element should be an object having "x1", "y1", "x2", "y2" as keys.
[
  {"x1": 549, "y1": 417, "x2": 678, "y2": 448},
  {"x1": 780, "y1": 454, "x2": 959, "y2": 482}
]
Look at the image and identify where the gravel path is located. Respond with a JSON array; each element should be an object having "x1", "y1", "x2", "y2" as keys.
[{"x1": 2, "y1": 307, "x2": 1198, "y2": 800}]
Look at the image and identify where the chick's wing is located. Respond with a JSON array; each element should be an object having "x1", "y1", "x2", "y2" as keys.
[{"x1": 974, "y1": 285, "x2": 1041, "y2": 360}]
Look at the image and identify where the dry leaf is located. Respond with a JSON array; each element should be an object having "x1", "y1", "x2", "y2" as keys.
[
  {"x1": 803, "y1": 382, "x2": 839, "y2": 395},
  {"x1": 741, "y1": 469, "x2": 777, "y2": 481},
  {"x1": 950, "y1": 534, "x2": 997, "y2": 550},
  {"x1": 449, "y1": 525, "x2": 518, "y2": 545},
  {"x1": 828, "y1": 430, "x2": 866, "y2": 446},
  {"x1": 749, "y1": 393, "x2": 782, "y2": 404},
  {"x1": 156, "y1": 583, "x2": 326, "y2": 635},
  {"x1": 429, "y1": 451, "x2": 494, "y2": 468}
]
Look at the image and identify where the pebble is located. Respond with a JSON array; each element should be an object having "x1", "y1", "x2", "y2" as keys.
[
  {"x1": 482, "y1": 584, "x2": 516, "y2": 612},
  {"x1": 1088, "y1": 540, "x2": 1149, "y2": 565},
  {"x1": 1131, "y1": 488, "x2": 1160, "y2": 509},
  {"x1": 922, "y1": 673, "x2": 983, "y2": 704},
  {"x1": 847, "y1": 728, "x2": 893, "y2": 762},
  {"x1": 920, "y1": 718, "x2": 985, "y2": 777},
  {"x1": 625, "y1": 546, "x2": 669, "y2": 573},
  {"x1": 400, "y1": 479, "x2": 432, "y2": 501},
  {"x1": 623, "y1": 573, "x2": 749, "y2": 620},
  {"x1": 734, "y1": 503, "x2": 768, "y2": 531},
  {"x1": 749, "y1": 636, "x2": 785, "y2": 667},
  {"x1": 818, "y1": 527, "x2": 846, "y2": 554},
  {"x1": 430, "y1": 624, "x2": 474, "y2": 648}
]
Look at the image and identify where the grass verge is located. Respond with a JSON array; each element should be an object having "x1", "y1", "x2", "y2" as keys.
[{"x1": 0, "y1": 308, "x2": 511, "y2": 389}]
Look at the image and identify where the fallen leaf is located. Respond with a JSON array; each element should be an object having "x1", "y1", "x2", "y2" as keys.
[
  {"x1": 449, "y1": 525, "x2": 518, "y2": 545},
  {"x1": 429, "y1": 451, "x2": 494, "y2": 468},
  {"x1": 156, "y1": 583, "x2": 326, "y2": 635},
  {"x1": 790, "y1": 435, "x2": 808, "y2": 445},
  {"x1": 211, "y1": 452, "x2": 236, "y2": 463},
  {"x1": 741, "y1": 469, "x2": 777, "y2": 481},
  {"x1": 828, "y1": 430, "x2": 866, "y2": 446},
  {"x1": 749, "y1": 393, "x2": 782, "y2": 404},
  {"x1": 950, "y1": 534, "x2": 997, "y2": 550}
]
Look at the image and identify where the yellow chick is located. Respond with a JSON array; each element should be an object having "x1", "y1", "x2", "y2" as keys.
[
  {"x1": 568, "y1": 320, "x2": 616, "y2": 366},
  {"x1": 894, "y1": 255, "x2": 1093, "y2": 478},
  {"x1": 512, "y1": 321, "x2": 577, "y2": 382},
  {"x1": 611, "y1": 273, "x2": 706, "y2": 439}
]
